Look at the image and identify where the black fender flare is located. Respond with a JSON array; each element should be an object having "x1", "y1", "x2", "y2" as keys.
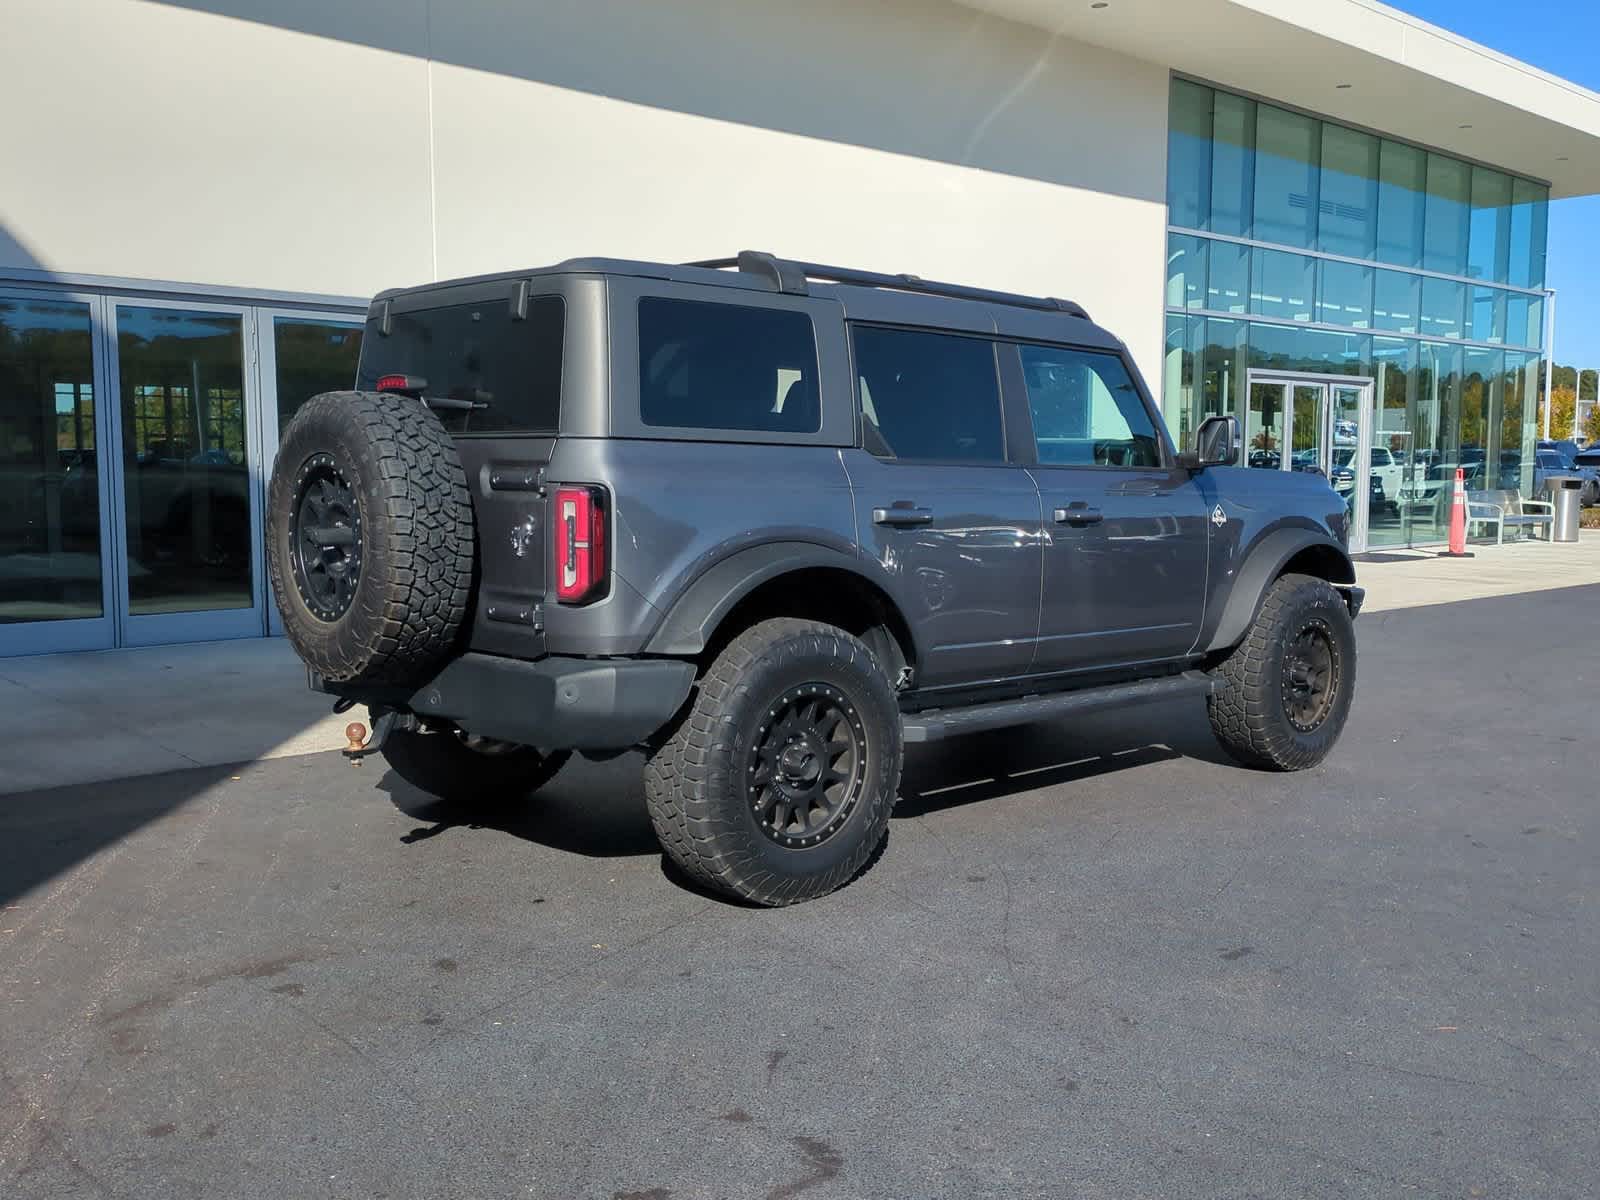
[
  {"x1": 1203, "y1": 527, "x2": 1356, "y2": 654},
  {"x1": 642, "y1": 541, "x2": 911, "y2": 658}
]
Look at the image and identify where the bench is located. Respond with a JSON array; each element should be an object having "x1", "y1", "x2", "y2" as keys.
[{"x1": 1466, "y1": 489, "x2": 1553, "y2": 544}]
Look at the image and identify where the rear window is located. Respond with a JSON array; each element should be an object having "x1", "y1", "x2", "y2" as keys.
[
  {"x1": 356, "y1": 296, "x2": 563, "y2": 434},
  {"x1": 638, "y1": 297, "x2": 820, "y2": 433}
]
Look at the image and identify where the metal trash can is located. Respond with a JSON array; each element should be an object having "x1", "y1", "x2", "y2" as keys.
[{"x1": 1546, "y1": 475, "x2": 1584, "y2": 542}]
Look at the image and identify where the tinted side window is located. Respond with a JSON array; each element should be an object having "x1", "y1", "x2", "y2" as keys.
[
  {"x1": 1019, "y1": 345, "x2": 1161, "y2": 468},
  {"x1": 851, "y1": 326, "x2": 1004, "y2": 462},
  {"x1": 356, "y1": 296, "x2": 562, "y2": 435},
  {"x1": 638, "y1": 297, "x2": 819, "y2": 433}
]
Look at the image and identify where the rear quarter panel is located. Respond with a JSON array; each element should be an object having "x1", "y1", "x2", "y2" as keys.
[{"x1": 541, "y1": 439, "x2": 859, "y2": 656}]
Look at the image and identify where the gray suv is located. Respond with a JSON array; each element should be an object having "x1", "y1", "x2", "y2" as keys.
[{"x1": 268, "y1": 252, "x2": 1362, "y2": 906}]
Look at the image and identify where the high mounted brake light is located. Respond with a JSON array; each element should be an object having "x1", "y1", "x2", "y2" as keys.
[
  {"x1": 375, "y1": 373, "x2": 427, "y2": 395},
  {"x1": 553, "y1": 485, "x2": 608, "y2": 604}
]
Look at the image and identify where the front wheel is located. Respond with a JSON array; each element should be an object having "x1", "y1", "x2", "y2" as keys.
[
  {"x1": 380, "y1": 726, "x2": 569, "y2": 803},
  {"x1": 644, "y1": 618, "x2": 902, "y2": 906},
  {"x1": 1207, "y1": 573, "x2": 1356, "y2": 771}
]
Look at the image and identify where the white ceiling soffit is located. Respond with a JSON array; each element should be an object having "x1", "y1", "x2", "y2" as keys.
[{"x1": 955, "y1": 0, "x2": 1600, "y2": 197}]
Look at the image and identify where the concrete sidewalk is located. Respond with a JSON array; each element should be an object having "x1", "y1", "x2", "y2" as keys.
[
  {"x1": 0, "y1": 639, "x2": 347, "y2": 795},
  {"x1": 2, "y1": 530, "x2": 1596, "y2": 794}
]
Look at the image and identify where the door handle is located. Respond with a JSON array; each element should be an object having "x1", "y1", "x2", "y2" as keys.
[
  {"x1": 1053, "y1": 505, "x2": 1104, "y2": 526},
  {"x1": 873, "y1": 504, "x2": 934, "y2": 527}
]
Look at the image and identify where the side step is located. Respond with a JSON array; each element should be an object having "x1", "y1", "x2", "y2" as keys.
[{"x1": 901, "y1": 671, "x2": 1214, "y2": 744}]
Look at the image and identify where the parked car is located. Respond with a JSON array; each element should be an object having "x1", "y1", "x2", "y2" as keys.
[
  {"x1": 1540, "y1": 439, "x2": 1600, "y2": 506},
  {"x1": 266, "y1": 251, "x2": 1362, "y2": 906}
]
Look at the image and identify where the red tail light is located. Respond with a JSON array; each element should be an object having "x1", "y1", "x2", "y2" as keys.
[
  {"x1": 375, "y1": 373, "x2": 427, "y2": 395},
  {"x1": 553, "y1": 485, "x2": 608, "y2": 604}
]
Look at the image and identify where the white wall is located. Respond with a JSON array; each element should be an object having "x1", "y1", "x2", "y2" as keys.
[{"x1": 1, "y1": 0, "x2": 1171, "y2": 381}]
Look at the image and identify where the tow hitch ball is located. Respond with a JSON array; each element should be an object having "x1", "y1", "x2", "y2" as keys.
[{"x1": 336, "y1": 703, "x2": 402, "y2": 766}]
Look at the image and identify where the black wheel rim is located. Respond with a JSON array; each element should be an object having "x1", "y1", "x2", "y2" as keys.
[
  {"x1": 290, "y1": 453, "x2": 362, "y2": 622},
  {"x1": 748, "y1": 683, "x2": 868, "y2": 849},
  {"x1": 1282, "y1": 618, "x2": 1339, "y2": 733}
]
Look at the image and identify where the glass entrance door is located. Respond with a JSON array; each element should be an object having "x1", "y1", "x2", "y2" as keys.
[
  {"x1": 109, "y1": 301, "x2": 266, "y2": 645},
  {"x1": 0, "y1": 290, "x2": 116, "y2": 655},
  {"x1": 1246, "y1": 372, "x2": 1376, "y2": 553}
]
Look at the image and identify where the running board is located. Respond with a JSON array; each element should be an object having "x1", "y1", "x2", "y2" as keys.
[{"x1": 901, "y1": 671, "x2": 1214, "y2": 744}]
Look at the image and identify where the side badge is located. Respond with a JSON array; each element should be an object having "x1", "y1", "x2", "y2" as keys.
[{"x1": 1211, "y1": 504, "x2": 1227, "y2": 528}]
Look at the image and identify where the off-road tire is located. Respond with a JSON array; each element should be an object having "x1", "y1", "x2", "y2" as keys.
[
  {"x1": 1207, "y1": 573, "x2": 1356, "y2": 771},
  {"x1": 643, "y1": 619, "x2": 902, "y2": 906},
  {"x1": 268, "y1": 390, "x2": 473, "y2": 687},
  {"x1": 381, "y1": 726, "x2": 569, "y2": 803}
]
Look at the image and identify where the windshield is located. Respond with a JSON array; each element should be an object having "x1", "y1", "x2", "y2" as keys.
[{"x1": 355, "y1": 296, "x2": 564, "y2": 435}]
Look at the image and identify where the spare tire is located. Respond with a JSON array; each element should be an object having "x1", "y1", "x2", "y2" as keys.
[{"x1": 267, "y1": 390, "x2": 474, "y2": 686}]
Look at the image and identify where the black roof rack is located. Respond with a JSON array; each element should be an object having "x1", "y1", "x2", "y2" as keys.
[{"x1": 686, "y1": 250, "x2": 1090, "y2": 321}]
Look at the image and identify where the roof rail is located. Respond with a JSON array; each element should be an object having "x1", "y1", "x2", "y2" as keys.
[{"x1": 685, "y1": 250, "x2": 1090, "y2": 320}]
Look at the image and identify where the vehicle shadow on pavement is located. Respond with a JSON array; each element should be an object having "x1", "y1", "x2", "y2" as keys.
[
  {"x1": 895, "y1": 698, "x2": 1224, "y2": 818},
  {"x1": 372, "y1": 698, "x2": 1227, "y2": 869},
  {"x1": 376, "y1": 751, "x2": 664, "y2": 858}
]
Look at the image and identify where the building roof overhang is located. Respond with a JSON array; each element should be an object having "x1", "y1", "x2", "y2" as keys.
[{"x1": 958, "y1": 0, "x2": 1600, "y2": 197}]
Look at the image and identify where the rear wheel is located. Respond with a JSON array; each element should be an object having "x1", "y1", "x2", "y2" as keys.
[
  {"x1": 1207, "y1": 573, "x2": 1356, "y2": 771},
  {"x1": 644, "y1": 618, "x2": 901, "y2": 906},
  {"x1": 381, "y1": 726, "x2": 569, "y2": 803}
]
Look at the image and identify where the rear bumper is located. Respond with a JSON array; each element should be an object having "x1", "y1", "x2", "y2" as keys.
[{"x1": 315, "y1": 653, "x2": 697, "y2": 751}]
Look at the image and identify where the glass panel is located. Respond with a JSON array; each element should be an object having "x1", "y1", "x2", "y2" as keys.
[
  {"x1": 1371, "y1": 337, "x2": 1417, "y2": 547},
  {"x1": 1019, "y1": 345, "x2": 1161, "y2": 468},
  {"x1": 1290, "y1": 385, "x2": 1326, "y2": 476},
  {"x1": 1163, "y1": 315, "x2": 1204, "y2": 446},
  {"x1": 851, "y1": 327, "x2": 1003, "y2": 462},
  {"x1": 273, "y1": 317, "x2": 362, "y2": 439},
  {"x1": 634, "y1": 298, "x2": 818, "y2": 433},
  {"x1": 1508, "y1": 177, "x2": 1549, "y2": 290},
  {"x1": 1250, "y1": 248, "x2": 1315, "y2": 323},
  {"x1": 358, "y1": 297, "x2": 564, "y2": 435},
  {"x1": 1469, "y1": 287, "x2": 1505, "y2": 345},
  {"x1": 1248, "y1": 323, "x2": 1370, "y2": 378},
  {"x1": 1200, "y1": 317, "x2": 1244, "y2": 424},
  {"x1": 1506, "y1": 293, "x2": 1543, "y2": 351},
  {"x1": 1423, "y1": 154, "x2": 1471, "y2": 275},
  {"x1": 1411, "y1": 341, "x2": 1463, "y2": 544},
  {"x1": 1372, "y1": 270, "x2": 1421, "y2": 335},
  {"x1": 1316, "y1": 259, "x2": 1372, "y2": 329},
  {"x1": 1419, "y1": 276, "x2": 1466, "y2": 341},
  {"x1": 1166, "y1": 233, "x2": 1206, "y2": 311},
  {"x1": 1206, "y1": 238, "x2": 1250, "y2": 314},
  {"x1": 0, "y1": 298, "x2": 102, "y2": 623},
  {"x1": 1328, "y1": 386, "x2": 1370, "y2": 524},
  {"x1": 1247, "y1": 380, "x2": 1288, "y2": 469},
  {"x1": 1503, "y1": 350, "x2": 1538, "y2": 496},
  {"x1": 1468, "y1": 166, "x2": 1512, "y2": 283},
  {"x1": 1376, "y1": 140, "x2": 1426, "y2": 268},
  {"x1": 1318, "y1": 124, "x2": 1379, "y2": 258},
  {"x1": 1167, "y1": 78, "x2": 1213, "y2": 231},
  {"x1": 1210, "y1": 92, "x2": 1256, "y2": 239},
  {"x1": 1253, "y1": 105, "x2": 1318, "y2": 248},
  {"x1": 117, "y1": 306, "x2": 250, "y2": 615},
  {"x1": 1463, "y1": 347, "x2": 1502, "y2": 493}
]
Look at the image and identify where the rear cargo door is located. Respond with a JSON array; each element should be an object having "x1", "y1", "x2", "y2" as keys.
[{"x1": 354, "y1": 279, "x2": 566, "y2": 659}]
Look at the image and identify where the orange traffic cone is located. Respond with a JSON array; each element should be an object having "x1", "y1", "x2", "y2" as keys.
[{"x1": 1438, "y1": 466, "x2": 1474, "y2": 558}]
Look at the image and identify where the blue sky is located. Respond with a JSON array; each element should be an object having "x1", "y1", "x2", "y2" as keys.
[{"x1": 1393, "y1": 0, "x2": 1600, "y2": 368}]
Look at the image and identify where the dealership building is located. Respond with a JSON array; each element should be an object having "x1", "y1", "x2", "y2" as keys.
[{"x1": 4, "y1": 0, "x2": 1600, "y2": 656}]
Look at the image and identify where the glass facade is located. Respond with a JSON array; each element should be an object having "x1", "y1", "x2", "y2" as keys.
[
  {"x1": 0, "y1": 285, "x2": 364, "y2": 656},
  {"x1": 1165, "y1": 78, "x2": 1550, "y2": 548}
]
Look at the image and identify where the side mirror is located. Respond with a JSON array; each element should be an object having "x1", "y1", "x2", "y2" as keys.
[{"x1": 1183, "y1": 415, "x2": 1240, "y2": 469}]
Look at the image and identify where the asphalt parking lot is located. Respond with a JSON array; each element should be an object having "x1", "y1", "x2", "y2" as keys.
[{"x1": 3, "y1": 586, "x2": 1597, "y2": 1199}]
